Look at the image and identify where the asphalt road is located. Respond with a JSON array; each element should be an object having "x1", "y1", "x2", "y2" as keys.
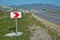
[{"x1": 35, "y1": 12, "x2": 60, "y2": 26}]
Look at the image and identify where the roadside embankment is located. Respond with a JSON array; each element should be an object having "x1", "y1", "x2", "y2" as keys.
[{"x1": 32, "y1": 13, "x2": 60, "y2": 40}]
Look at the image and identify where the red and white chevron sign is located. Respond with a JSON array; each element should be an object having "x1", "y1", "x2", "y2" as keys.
[{"x1": 10, "y1": 12, "x2": 21, "y2": 18}]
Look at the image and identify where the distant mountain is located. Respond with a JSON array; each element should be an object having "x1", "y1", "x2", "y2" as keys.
[
  {"x1": 0, "y1": 3, "x2": 60, "y2": 12},
  {"x1": 17, "y1": 3, "x2": 60, "y2": 12},
  {"x1": 0, "y1": 4, "x2": 13, "y2": 12}
]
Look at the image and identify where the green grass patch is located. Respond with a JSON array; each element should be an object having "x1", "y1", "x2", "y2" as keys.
[
  {"x1": 0, "y1": 12, "x2": 59, "y2": 40},
  {"x1": 0, "y1": 13, "x2": 31, "y2": 40}
]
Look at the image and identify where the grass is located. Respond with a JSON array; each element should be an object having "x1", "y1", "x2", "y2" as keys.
[
  {"x1": 0, "y1": 12, "x2": 47, "y2": 40},
  {"x1": 0, "y1": 11, "x2": 59, "y2": 40},
  {"x1": 0, "y1": 12, "x2": 32, "y2": 40}
]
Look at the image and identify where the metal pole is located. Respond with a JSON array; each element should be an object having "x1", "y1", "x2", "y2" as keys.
[{"x1": 16, "y1": 18, "x2": 18, "y2": 34}]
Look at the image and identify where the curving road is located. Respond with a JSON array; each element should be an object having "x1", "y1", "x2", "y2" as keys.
[{"x1": 35, "y1": 12, "x2": 60, "y2": 26}]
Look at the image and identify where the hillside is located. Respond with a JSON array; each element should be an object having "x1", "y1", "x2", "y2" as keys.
[
  {"x1": 10, "y1": 3, "x2": 60, "y2": 12},
  {"x1": 0, "y1": 12, "x2": 59, "y2": 40},
  {"x1": 0, "y1": 12, "x2": 37, "y2": 40}
]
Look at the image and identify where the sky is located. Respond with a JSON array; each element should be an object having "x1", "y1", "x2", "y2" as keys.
[{"x1": 0, "y1": 0, "x2": 60, "y2": 6}]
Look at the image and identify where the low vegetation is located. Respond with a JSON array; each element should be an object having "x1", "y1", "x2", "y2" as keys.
[
  {"x1": 0, "y1": 12, "x2": 31, "y2": 40},
  {"x1": 0, "y1": 11, "x2": 59, "y2": 40}
]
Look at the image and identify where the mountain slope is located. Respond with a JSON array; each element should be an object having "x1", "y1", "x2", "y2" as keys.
[{"x1": 17, "y1": 3, "x2": 60, "y2": 12}]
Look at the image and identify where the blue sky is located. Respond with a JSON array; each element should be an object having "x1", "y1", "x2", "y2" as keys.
[{"x1": 0, "y1": 0, "x2": 60, "y2": 6}]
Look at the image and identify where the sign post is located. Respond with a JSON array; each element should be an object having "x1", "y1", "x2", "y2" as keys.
[
  {"x1": 16, "y1": 18, "x2": 18, "y2": 34},
  {"x1": 5, "y1": 12, "x2": 22, "y2": 37}
]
